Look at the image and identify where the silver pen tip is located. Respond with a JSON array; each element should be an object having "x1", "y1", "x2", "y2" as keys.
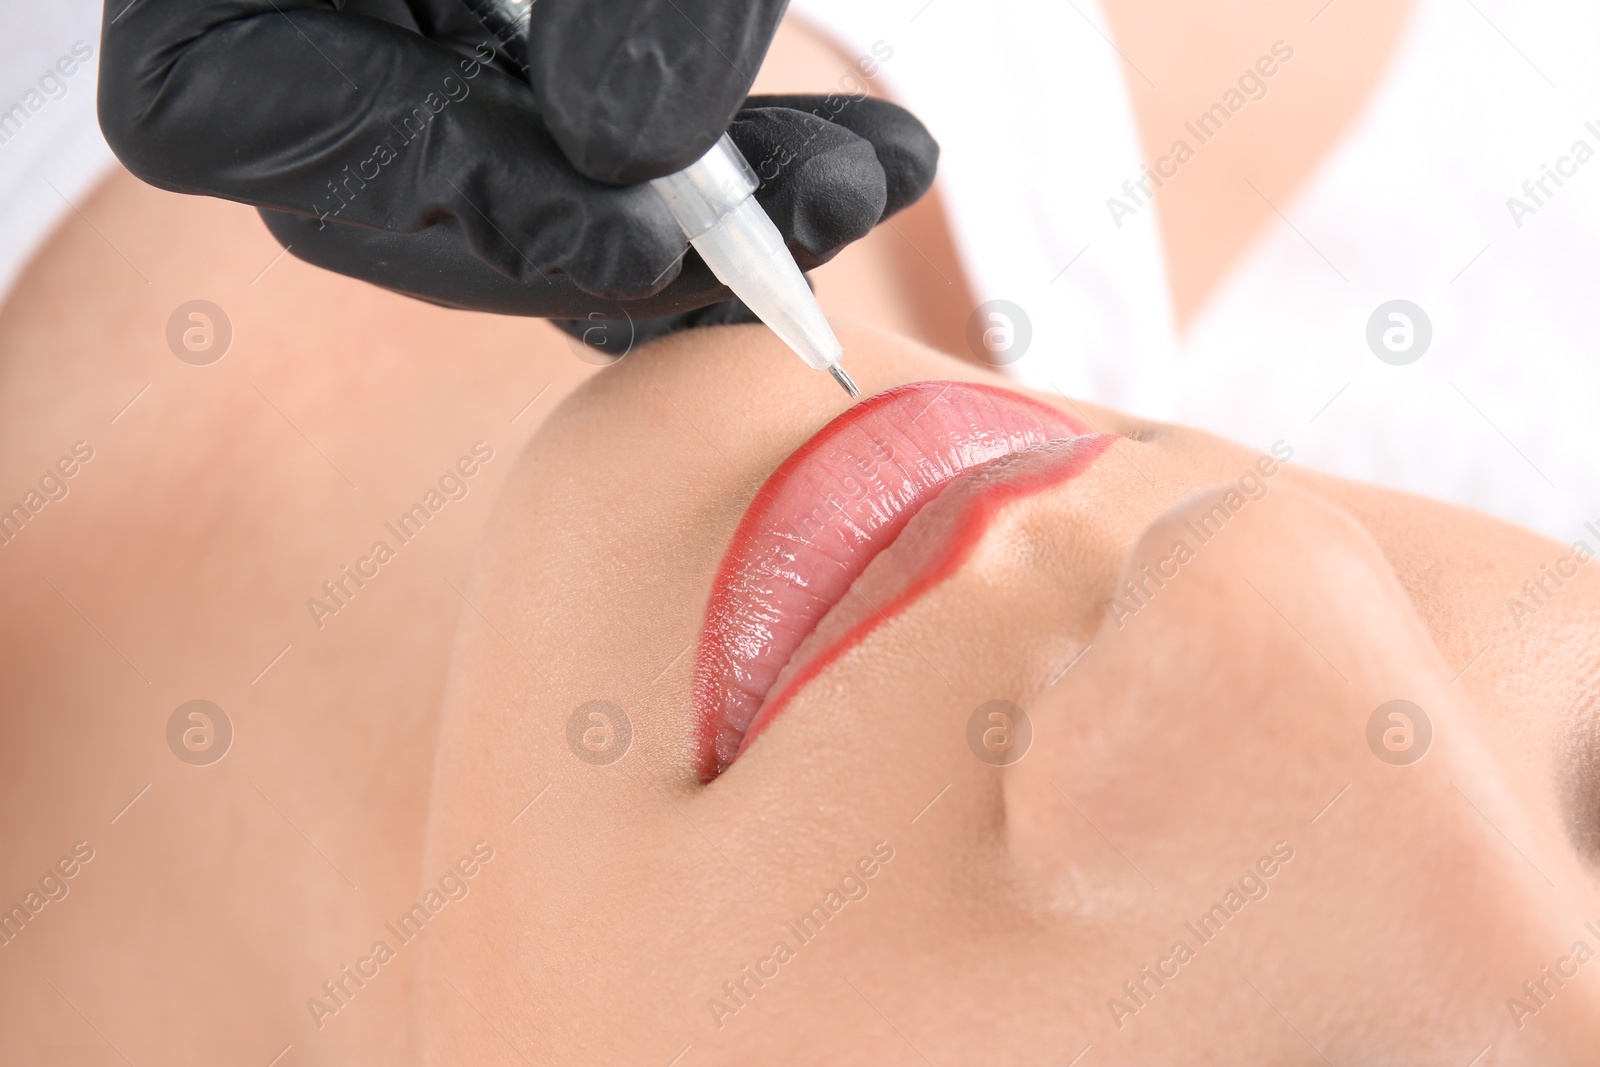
[{"x1": 829, "y1": 363, "x2": 861, "y2": 399}]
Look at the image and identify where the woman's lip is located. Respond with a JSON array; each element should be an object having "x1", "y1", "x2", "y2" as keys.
[
  {"x1": 737, "y1": 432, "x2": 1114, "y2": 763},
  {"x1": 691, "y1": 379, "x2": 1102, "y2": 781}
]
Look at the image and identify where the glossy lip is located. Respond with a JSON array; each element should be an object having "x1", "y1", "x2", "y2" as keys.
[{"x1": 691, "y1": 379, "x2": 1110, "y2": 781}]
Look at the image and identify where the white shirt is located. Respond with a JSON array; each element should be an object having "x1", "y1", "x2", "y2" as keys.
[
  {"x1": 793, "y1": 0, "x2": 1600, "y2": 542},
  {"x1": 0, "y1": 0, "x2": 113, "y2": 306}
]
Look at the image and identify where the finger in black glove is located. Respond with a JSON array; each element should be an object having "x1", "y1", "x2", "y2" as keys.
[{"x1": 258, "y1": 94, "x2": 936, "y2": 324}]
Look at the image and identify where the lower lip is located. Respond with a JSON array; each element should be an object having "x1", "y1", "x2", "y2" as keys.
[{"x1": 692, "y1": 380, "x2": 1111, "y2": 781}]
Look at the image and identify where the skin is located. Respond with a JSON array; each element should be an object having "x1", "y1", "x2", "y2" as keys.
[
  {"x1": 0, "y1": 25, "x2": 948, "y2": 1066},
  {"x1": 1101, "y1": 0, "x2": 1418, "y2": 328},
  {"x1": 4, "y1": 8, "x2": 1594, "y2": 1066},
  {"x1": 415, "y1": 322, "x2": 1600, "y2": 1065},
  {"x1": 0, "y1": 168, "x2": 580, "y2": 1065}
]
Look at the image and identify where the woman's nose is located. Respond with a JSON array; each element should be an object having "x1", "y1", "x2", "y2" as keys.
[{"x1": 1003, "y1": 482, "x2": 1600, "y2": 1060}]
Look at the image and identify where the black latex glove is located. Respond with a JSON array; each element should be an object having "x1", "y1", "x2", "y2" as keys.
[{"x1": 97, "y1": 0, "x2": 939, "y2": 339}]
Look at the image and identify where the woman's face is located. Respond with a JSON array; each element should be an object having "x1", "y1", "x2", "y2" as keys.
[{"x1": 417, "y1": 325, "x2": 1600, "y2": 1063}]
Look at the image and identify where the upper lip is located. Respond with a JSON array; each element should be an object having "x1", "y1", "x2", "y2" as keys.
[{"x1": 690, "y1": 380, "x2": 1101, "y2": 781}]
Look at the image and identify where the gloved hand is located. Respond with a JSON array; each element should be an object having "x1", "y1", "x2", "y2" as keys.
[{"x1": 98, "y1": 0, "x2": 939, "y2": 341}]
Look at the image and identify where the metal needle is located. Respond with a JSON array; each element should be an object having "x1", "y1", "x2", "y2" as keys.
[{"x1": 828, "y1": 363, "x2": 861, "y2": 399}]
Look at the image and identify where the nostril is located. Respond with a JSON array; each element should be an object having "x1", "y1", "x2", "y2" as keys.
[{"x1": 1559, "y1": 676, "x2": 1600, "y2": 864}]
